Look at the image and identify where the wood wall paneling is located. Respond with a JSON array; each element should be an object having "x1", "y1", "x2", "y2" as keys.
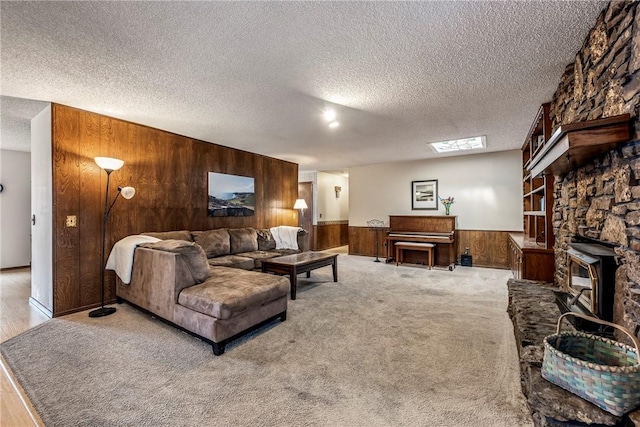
[
  {"x1": 53, "y1": 106, "x2": 82, "y2": 315},
  {"x1": 78, "y1": 111, "x2": 101, "y2": 309},
  {"x1": 315, "y1": 222, "x2": 348, "y2": 250},
  {"x1": 348, "y1": 226, "x2": 388, "y2": 258},
  {"x1": 456, "y1": 230, "x2": 511, "y2": 269},
  {"x1": 51, "y1": 104, "x2": 298, "y2": 316}
]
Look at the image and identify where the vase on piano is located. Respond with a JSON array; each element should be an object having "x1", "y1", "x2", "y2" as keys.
[{"x1": 439, "y1": 196, "x2": 454, "y2": 216}]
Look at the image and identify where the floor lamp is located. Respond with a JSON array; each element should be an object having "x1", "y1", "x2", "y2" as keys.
[
  {"x1": 89, "y1": 157, "x2": 136, "y2": 318},
  {"x1": 294, "y1": 198, "x2": 308, "y2": 229}
]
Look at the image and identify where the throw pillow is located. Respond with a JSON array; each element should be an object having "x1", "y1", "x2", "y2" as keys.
[
  {"x1": 228, "y1": 228, "x2": 258, "y2": 254},
  {"x1": 257, "y1": 229, "x2": 277, "y2": 251},
  {"x1": 191, "y1": 229, "x2": 231, "y2": 258},
  {"x1": 139, "y1": 239, "x2": 209, "y2": 283}
]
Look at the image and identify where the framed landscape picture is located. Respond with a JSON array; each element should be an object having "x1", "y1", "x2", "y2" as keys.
[
  {"x1": 208, "y1": 172, "x2": 255, "y2": 217},
  {"x1": 411, "y1": 179, "x2": 438, "y2": 210}
]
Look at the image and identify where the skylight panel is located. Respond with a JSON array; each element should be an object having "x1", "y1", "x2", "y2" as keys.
[{"x1": 430, "y1": 136, "x2": 486, "y2": 153}]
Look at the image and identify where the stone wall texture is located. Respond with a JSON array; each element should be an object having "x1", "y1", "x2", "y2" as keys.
[{"x1": 551, "y1": 1, "x2": 640, "y2": 341}]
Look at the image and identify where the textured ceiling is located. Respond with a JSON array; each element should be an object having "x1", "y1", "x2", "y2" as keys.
[
  {"x1": 0, "y1": 1, "x2": 607, "y2": 170},
  {"x1": 0, "y1": 96, "x2": 49, "y2": 152}
]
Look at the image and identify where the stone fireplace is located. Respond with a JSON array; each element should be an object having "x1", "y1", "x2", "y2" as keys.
[
  {"x1": 550, "y1": 1, "x2": 640, "y2": 343},
  {"x1": 507, "y1": 4, "x2": 640, "y2": 425},
  {"x1": 553, "y1": 142, "x2": 640, "y2": 340}
]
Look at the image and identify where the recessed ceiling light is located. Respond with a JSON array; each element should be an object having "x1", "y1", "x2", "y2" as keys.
[
  {"x1": 429, "y1": 136, "x2": 486, "y2": 153},
  {"x1": 323, "y1": 109, "x2": 337, "y2": 122},
  {"x1": 328, "y1": 121, "x2": 340, "y2": 128}
]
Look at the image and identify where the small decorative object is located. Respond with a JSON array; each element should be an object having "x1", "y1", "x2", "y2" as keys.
[
  {"x1": 439, "y1": 196, "x2": 454, "y2": 215},
  {"x1": 541, "y1": 312, "x2": 640, "y2": 416},
  {"x1": 461, "y1": 247, "x2": 472, "y2": 267},
  {"x1": 334, "y1": 186, "x2": 342, "y2": 198},
  {"x1": 411, "y1": 179, "x2": 438, "y2": 210}
]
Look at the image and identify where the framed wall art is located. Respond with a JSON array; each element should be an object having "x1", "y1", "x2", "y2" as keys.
[
  {"x1": 208, "y1": 172, "x2": 255, "y2": 217},
  {"x1": 411, "y1": 179, "x2": 438, "y2": 210}
]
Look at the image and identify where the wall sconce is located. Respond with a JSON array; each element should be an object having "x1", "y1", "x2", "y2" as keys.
[
  {"x1": 293, "y1": 198, "x2": 308, "y2": 228},
  {"x1": 335, "y1": 186, "x2": 342, "y2": 198}
]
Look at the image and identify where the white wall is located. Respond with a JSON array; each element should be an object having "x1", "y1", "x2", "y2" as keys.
[
  {"x1": 30, "y1": 104, "x2": 53, "y2": 313},
  {"x1": 349, "y1": 150, "x2": 523, "y2": 230},
  {"x1": 317, "y1": 172, "x2": 349, "y2": 222},
  {"x1": 0, "y1": 150, "x2": 31, "y2": 268}
]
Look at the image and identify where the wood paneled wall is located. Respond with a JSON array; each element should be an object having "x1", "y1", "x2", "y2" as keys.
[
  {"x1": 348, "y1": 226, "x2": 512, "y2": 269},
  {"x1": 315, "y1": 222, "x2": 349, "y2": 250},
  {"x1": 348, "y1": 226, "x2": 388, "y2": 259},
  {"x1": 456, "y1": 230, "x2": 511, "y2": 269},
  {"x1": 51, "y1": 104, "x2": 298, "y2": 316}
]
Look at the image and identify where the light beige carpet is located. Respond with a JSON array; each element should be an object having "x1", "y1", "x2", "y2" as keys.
[{"x1": 1, "y1": 253, "x2": 533, "y2": 427}]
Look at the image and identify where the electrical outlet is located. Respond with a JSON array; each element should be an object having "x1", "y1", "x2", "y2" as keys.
[{"x1": 66, "y1": 215, "x2": 77, "y2": 227}]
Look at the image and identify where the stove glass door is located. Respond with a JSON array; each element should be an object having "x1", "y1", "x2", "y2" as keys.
[{"x1": 569, "y1": 256, "x2": 597, "y2": 315}]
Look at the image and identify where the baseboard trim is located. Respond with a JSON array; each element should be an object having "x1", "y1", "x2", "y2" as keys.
[
  {"x1": 28, "y1": 298, "x2": 52, "y2": 319},
  {"x1": 0, "y1": 265, "x2": 30, "y2": 271}
]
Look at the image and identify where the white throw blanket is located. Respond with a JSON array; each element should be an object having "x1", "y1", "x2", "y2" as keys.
[
  {"x1": 105, "y1": 235, "x2": 161, "y2": 284},
  {"x1": 270, "y1": 226, "x2": 301, "y2": 250}
]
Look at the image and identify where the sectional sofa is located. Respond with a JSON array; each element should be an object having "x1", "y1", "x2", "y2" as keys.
[{"x1": 115, "y1": 227, "x2": 308, "y2": 355}]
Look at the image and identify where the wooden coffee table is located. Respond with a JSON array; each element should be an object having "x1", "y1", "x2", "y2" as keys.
[{"x1": 261, "y1": 252, "x2": 338, "y2": 300}]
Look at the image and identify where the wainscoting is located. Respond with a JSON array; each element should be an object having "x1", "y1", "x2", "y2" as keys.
[
  {"x1": 456, "y1": 230, "x2": 511, "y2": 269},
  {"x1": 348, "y1": 226, "x2": 512, "y2": 269},
  {"x1": 348, "y1": 226, "x2": 388, "y2": 260},
  {"x1": 314, "y1": 221, "x2": 349, "y2": 250},
  {"x1": 51, "y1": 104, "x2": 298, "y2": 316}
]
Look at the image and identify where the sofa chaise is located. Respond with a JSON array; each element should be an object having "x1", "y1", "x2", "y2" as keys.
[{"x1": 115, "y1": 227, "x2": 307, "y2": 355}]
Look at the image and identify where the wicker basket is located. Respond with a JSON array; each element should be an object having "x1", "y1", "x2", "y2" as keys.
[{"x1": 541, "y1": 312, "x2": 640, "y2": 416}]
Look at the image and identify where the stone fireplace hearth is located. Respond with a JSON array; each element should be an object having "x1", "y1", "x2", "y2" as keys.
[{"x1": 508, "y1": 279, "x2": 631, "y2": 427}]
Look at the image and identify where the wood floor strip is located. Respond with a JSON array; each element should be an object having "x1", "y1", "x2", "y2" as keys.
[{"x1": 1, "y1": 268, "x2": 47, "y2": 426}]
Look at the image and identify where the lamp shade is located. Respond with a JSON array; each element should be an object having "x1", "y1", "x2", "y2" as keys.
[
  {"x1": 95, "y1": 157, "x2": 124, "y2": 171},
  {"x1": 293, "y1": 199, "x2": 307, "y2": 210},
  {"x1": 120, "y1": 186, "x2": 136, "y2": 200}
]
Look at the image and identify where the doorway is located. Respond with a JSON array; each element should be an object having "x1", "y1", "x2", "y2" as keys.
[{"x1": 298, "y1": 182, "x2": 314, "y2": 250}]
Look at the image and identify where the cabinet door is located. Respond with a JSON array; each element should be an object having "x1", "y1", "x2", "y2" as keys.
[{"x1": 508, "y1": 240, "x2": 522, "y2": 279}]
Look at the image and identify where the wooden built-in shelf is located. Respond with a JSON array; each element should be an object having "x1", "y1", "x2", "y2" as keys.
[
  {"x1": 524, "y1": 186, "x2": 545, "y2": 197},
  {"x1": 512, "y1": 103, "x2": 555, "y2": 282},
  {"x1": 529, "y1": 114, "x2": 631, "y2": 177}
]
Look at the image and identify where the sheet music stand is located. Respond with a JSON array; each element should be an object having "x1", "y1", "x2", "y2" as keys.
[{"x1": 367, "y1": 219, "x2": 386, "y2": 262}]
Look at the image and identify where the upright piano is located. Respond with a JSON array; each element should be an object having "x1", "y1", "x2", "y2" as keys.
[{"x1": 386, "y1": 215, "x2": 456, "y2": 269}]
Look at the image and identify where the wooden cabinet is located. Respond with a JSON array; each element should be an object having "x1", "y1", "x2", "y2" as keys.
[
  {"x1": 508, "y1": 233, "x2": 555, "y2": 282},
  {"x1": 510, "y1": 103, "x2": 555, "y2": 282}
]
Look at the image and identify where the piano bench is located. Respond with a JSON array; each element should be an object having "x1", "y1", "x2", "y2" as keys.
[{"x1": 395, "y1": 242, "x2": 435, "y2": 269}]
